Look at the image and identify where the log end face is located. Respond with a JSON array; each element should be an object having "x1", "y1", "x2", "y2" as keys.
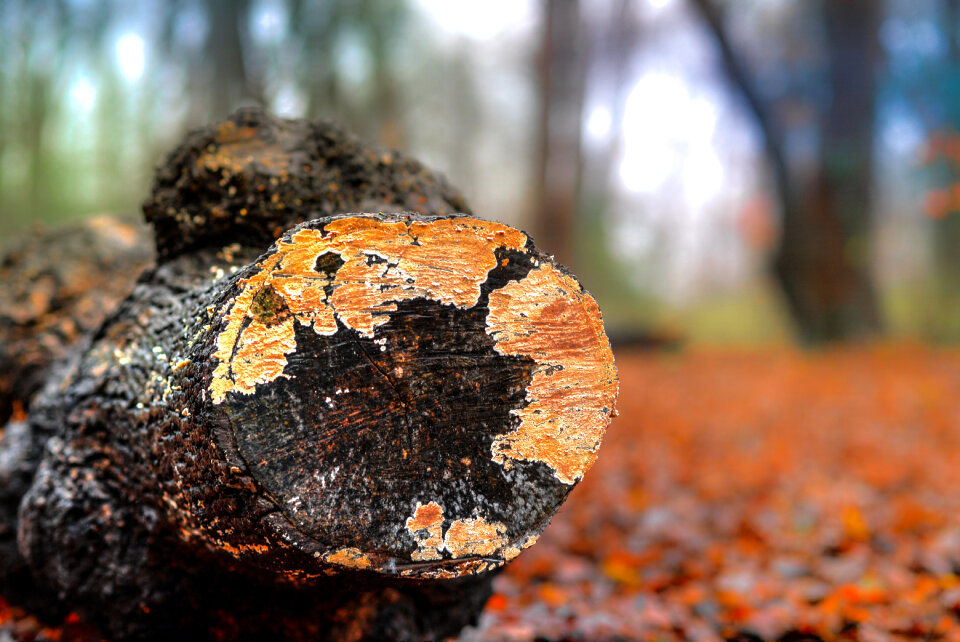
[
  {"x1": 184, "y1": 213, "x2": 617, "y2": 579},
  {"x1": 486, "y1": 264, "x2": 619, "y2": 485}
]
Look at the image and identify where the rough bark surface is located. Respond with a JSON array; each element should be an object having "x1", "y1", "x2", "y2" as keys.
[
  {"x1": 1, "y1": 109, "x2": 618, "y2": 641},
  {"x1": 0, "y1": 216, "x2": 153, "y2": 425},
  {"x1": 0, "y1": 216, "x2": 153, "y2": 619},
  {"x1": 693, "y1": 0, "x2": 882, "y2": 343},
  {"x1": 143, "y1": 106, "x2": 470, "y2": 260}
]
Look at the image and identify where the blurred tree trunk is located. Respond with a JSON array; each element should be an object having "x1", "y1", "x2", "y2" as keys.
[
  {"x1": 778, "y1": 0, "x2": 883, "y2": 342},
  {"x1": 24, "y1": 76, "x2": 51, "y2": 224},
  {"x1": 694, "y1": 0, "x2": 882, "y2": 343},
  {"x1": 289, "y1": 0, "x2": 344, "y2": 122},
  {"x1": 928, "y1": 0, "x2": 960, "y2": 340},
  {"x1": 580, "y1": 0, "x2": 636, "y2": 226},
  {"x1": 205, "y1": 0, "x2": 258, "y2": 118},
  {"x1": 533, "y1": 0, "x2": 586, "y2": 268},
  {"x1": 949, "y1": 0, "x2": 960, "y2": 63},
  {"x1": 364, "y1": 0, "x2": 406, "y2": 149},
  {"x1": 446, "y1": 48, "x2": 480, "y2": 199}
]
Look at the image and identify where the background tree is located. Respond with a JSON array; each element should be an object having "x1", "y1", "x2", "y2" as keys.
[
  {"x1": 532, "y1": 0, "x2": 585, "y2": 267},
  {"x1": 693, "y1": 0, "x2": 883, "y2": 343}
]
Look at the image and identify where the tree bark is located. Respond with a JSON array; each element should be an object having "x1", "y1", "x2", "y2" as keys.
[
  {"x1": 533, "y1": 0, "x2": 586, "y2": 267},
  {"x1": 0, "y1": 217, "x2": 153, "y2": 619},
  {"x1": 1, "y1": 109, "x2": 618, "y2": 641},
  {"x1": 0, "y1": 217, "x2": 153, "y2": 425},
  {"x1": 948, "y1": 0, "x2": 960, "y2": 64}
]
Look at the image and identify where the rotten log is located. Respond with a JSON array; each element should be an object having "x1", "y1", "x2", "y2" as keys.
[
  {"x1": 1, "y1": 108, "x2": 618, "y2": 641},
  {"x1": 0, "y1": 217, "x2": 153, "y2": 612},
  {"x1": 0, "y1": 216, "x2": 153, "y2": 425}
]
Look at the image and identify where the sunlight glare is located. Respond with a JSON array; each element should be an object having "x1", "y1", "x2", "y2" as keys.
[
  {"x1": 620, "y1": 146, "x2": 676, "y2": 193},
  {"x1": 416, "y1": 0, "x2": 534, "y2": 41},
  {"x1": 586, "y1": 106, "x2": 612, "y2": 140},
  {"x1": 116, "y1": 33, "x2": 145, "y2": 81},
  {"x1": 619, "y1": 72, "x2": 724, "y2": 197},
  {"x1": 683, "y1": 148, "x2": 723, "y2": 205},
  {"x1": 69, "y1": 76, "x2": 97, "y2": 112},
  {"x1": 623, "y1": 73, "x2": 687, "y2": 140},
  {"x1": 251, "y1": 0, "x2": 287, "y2": 45}
]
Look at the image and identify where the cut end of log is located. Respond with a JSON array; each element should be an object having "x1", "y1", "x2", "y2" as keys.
[{"x1": 183, "y1": 213, "x2": 618, "y2": 579}]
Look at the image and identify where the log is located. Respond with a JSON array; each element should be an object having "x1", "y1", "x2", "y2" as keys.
[
  {"x1": 0, "y1": 216, "x2": 153, "y2": 424},
  {"x1": 2, "y1": 108, "x2": 618, "y2": 641},
  {"x1": 0, "y1": 217, "x2": 153, "y2": 610}
]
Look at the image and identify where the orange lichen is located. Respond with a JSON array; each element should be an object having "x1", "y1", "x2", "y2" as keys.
[
  {"x1": 400, "y1": 559, "x2": 498, "y2": 579},
  {"x1": 486, "y1": 265, "x2": 618, "y2": 484},
  {"x1": 197, "y1": 120, "x2": 294, "y2": 175},
  {"x1": 323, "y1": 548, "x2": 373, "y2": 570},
  {"x1": 210, "y1": 216, "x2": 527, "y2": 403},
  {"x1": 404, "y1": 501, "x2": 534, "y2": 570},
  {"x1": 9, "y1": 400, "x2": 26, "y2": 423},
  {"x1": 501, "y1": 533, "x2": 540, "y2": 561},
  {"x1": 443, "y1": 517, "x2": 508, "y2": 558},
  {"x1": 217, "y1": 541, "x2": 273, "y2": 559},
  {"x1": 406, "y1": 501, "x2": 445, "y2": 561}
]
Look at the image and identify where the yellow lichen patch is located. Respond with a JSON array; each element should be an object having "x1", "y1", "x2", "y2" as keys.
[
  {"x1": 486, "y1": 265, "x2": 619, "y2": 485},
  {"x1": 324, "y1": 547, "x2": 373, "y2": 570},
  {"x1": 209, "y1": 216, "x2": 527, "y2": 403},
  {"x1": 406, "y1": 501, "x2": 445, "y2": 561},
  {"x1": 213, "y1": 121, "x2": 259, "y2": 144},
  {"x1": 504, "y1": 533, "x2": 540, "y2": 560},
  {"x1": 443, "y1": 517, "x2": 508, "y2": 558}
]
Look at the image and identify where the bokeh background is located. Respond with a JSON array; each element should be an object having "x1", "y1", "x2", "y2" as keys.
[{"x1": 1, "y1": 0, "x2": 958, "y2": 346}]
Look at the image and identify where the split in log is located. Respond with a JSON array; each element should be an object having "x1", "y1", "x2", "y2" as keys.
[{"x1": 0, "y1": 108, "x2": 618, "y2": 641}]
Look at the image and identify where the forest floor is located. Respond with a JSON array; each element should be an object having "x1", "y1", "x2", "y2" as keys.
[
  {"x1": 6, "y1": 345, "x2": 960, "y2": 641},
  {"x1": 468, "y1": 345, "x2": 960, "y2": 641}
]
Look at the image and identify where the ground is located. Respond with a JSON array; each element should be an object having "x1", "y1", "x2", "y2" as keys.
[
  {"x1": 468, "y1": 346, "x2": 960, "y2": 641},
  {"x1": 6, "y1": 345, "x2": 960, "y2": 640}
]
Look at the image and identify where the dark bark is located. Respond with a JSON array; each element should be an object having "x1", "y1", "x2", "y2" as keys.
[
  {"x1": 693, "y1": 0, "x2": 882, "y2": 343},
  {"x1": 143, "y1": 107, "x2": 470, "y2": 260},
  {"x1": 533, "y1": 0, "x2": 586, "y2": 267},
  {"x1": 0, "y1": 216, "x2": 153, "y2": 618},
  {"x1": 2, "y1": 109, "x2": 618, "y2": 641},
  {"x1": 0, "y1": 217, "x2": 153, "y2": 425}
]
